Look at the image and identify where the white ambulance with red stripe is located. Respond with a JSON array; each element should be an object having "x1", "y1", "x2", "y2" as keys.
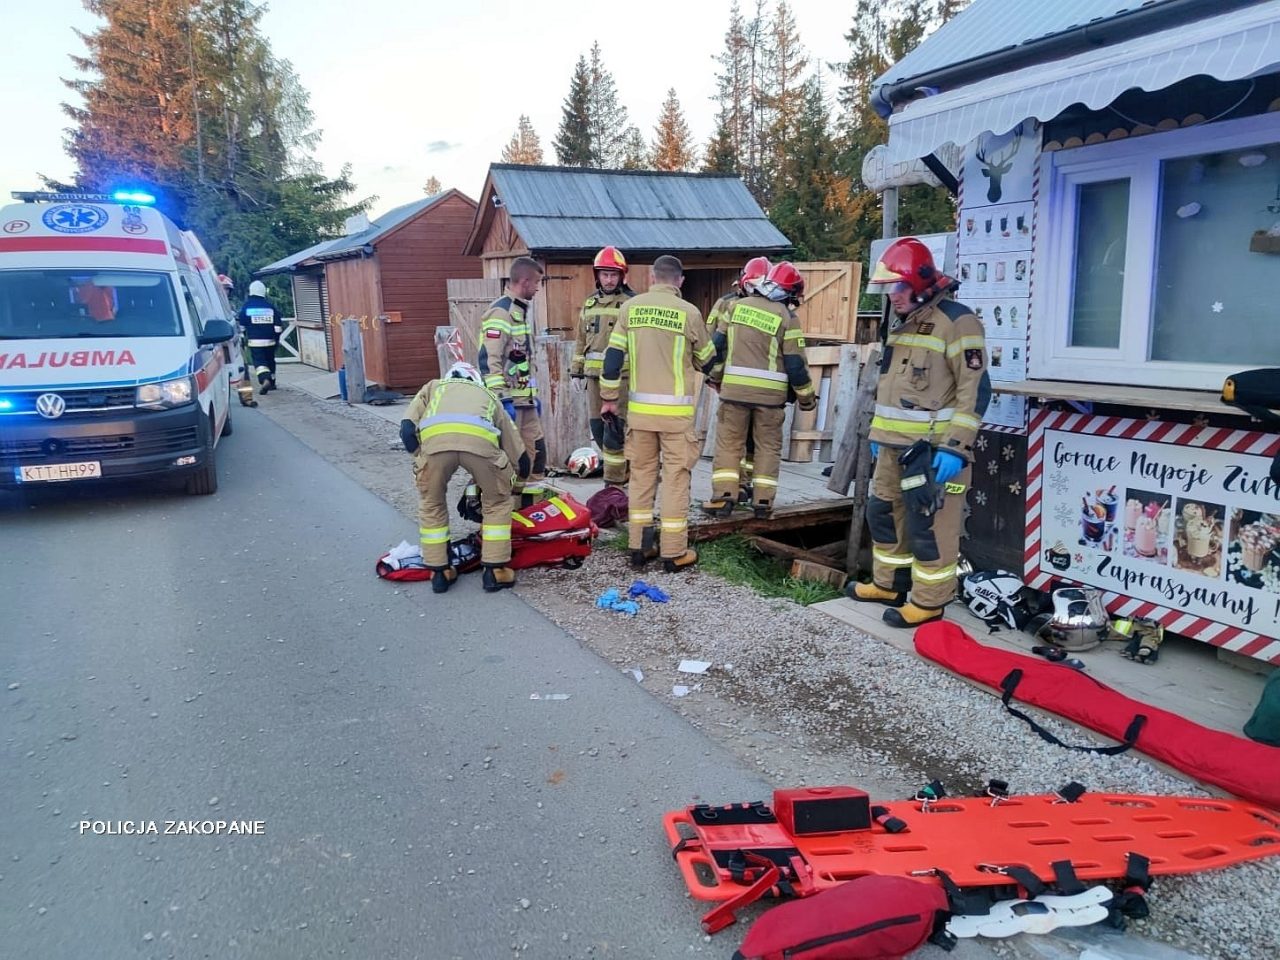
[{"x1": 0, "y1": 191, "x2": 234, "y2": 494}]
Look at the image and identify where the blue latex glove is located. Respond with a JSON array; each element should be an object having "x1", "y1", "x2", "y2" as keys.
[
  {"x1": 932, "y1": 449, "x2": 965, "y2": 485},
  {"x1": 628, "y1": 580, "x2": 670, "y2": 603},
  {"x1": 870, "y1": 442, "x2": 880, "y2": 460},
  {"x1": 612, "y1": 600, "x2": 640, "y2": 616},
  {"x1": 596, "y1": 588, "x2": 621, "y2": 609},
  {"x1": 534, "y1": 398, "x2": 542, "y2": 416},
  {"x1": 502, "y1": 398, "x2": 516, "y2": 420}
]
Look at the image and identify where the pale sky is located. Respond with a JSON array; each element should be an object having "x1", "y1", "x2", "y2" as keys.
[{"x1": 2, "y1": 0, "x2": 857, "y2": 215}]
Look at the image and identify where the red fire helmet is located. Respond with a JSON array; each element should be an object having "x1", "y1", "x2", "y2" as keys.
[
  {"x1": 866, "y1": 237, "x2": 939, "y2": 296},
  {"x1": 592, "y1": 246, "x2": 628, "y2": 276}
]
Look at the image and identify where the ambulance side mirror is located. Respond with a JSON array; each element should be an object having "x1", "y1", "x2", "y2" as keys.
[{"x1": 197, "y1": 319, "x2": 235, "y2": 346}]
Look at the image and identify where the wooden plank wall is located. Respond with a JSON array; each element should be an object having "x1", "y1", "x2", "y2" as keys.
[
  {"x1": 324, "y1": 257, "x2": 388, "y2": 385},
  {"x1": 378, "y1": 194, "x2": 482, "y2": 390},
  {"x1": 446, "y1": 278, "x2": 503, "y2": 362},
  {"x1": 793, "y1": 261, "x2": 862, "y2": 343}
]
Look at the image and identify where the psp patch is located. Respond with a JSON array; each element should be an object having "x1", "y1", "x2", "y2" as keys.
[
  {"x1": 42, "y1": 203, "x2": 109, "y2": 234},
  {"x1": 965, "y1": 348, "x2": 985, "y2": 370}
]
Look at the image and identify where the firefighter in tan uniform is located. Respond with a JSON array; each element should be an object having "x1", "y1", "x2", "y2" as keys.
[
  {"x1": 401, "y1": 362, "x2": 530, "y2": 594},
  {"x1": 477, "y1": 256, "x2": 545, "y2": 506},
  {"x1": 704, "y1": 261, "x2": 816, "y2": 519},
  {"x1": 570, "y1": 246, "x2": 634, "y2": 485},
  {"x1": 707, "y1": 256, "x2": 771, "y2": 504},
  {"x1": 849, "y1": 238, "x2": 990, "y2": 627},
  {"x1": 600, "y1": 256, "x2": 719, "y2": 572}
]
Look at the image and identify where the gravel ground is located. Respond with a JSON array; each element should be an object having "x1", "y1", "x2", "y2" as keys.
[{"x1": 259, "y1": 387, "x2": 1280, "y2": 960}]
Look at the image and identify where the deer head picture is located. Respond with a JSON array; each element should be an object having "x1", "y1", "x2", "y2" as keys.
[{"x1": 975, "y1": 132, "x2": 1022, "y2": 204}]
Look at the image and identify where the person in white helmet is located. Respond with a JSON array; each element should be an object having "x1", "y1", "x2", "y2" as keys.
[
  {"x1": 401, "y1": 362, "x2": 529, "y2": 594},
  {"x1": 237, "y1": 280, "x2": 284, "y2": 394}
]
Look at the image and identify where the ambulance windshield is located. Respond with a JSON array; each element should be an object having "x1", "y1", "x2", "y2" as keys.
[{"x1": 0, "y1": 269, "x2": 183, "y2": 340}]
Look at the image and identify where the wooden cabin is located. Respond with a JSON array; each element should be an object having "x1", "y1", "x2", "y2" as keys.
[
  {"x1": 462, "y1": 164, "x2": 803, "y2": 338},
  {"x1": 257, "y1": 190, "x2": 481, "y2": 390}
]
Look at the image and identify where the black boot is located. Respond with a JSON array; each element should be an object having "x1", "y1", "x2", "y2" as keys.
[
  {"x1": 482, "y1": 565, "x2": 516, "y2": 592},
  {"x1": 431, "y1": 567, "x2": 456, "y2": 594},
  {"x1": 662, "y1": 549, "x2": 698, "y2": 573},
  {"x1": 630, "y1": 525, "x2": 659, "y2": 569}
]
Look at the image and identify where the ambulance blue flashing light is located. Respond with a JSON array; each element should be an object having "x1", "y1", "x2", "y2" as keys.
[
  {"x1": 112, "y1": 190, "x2": 156, "y2": 205},
  {"x1": 0, "y1": 399, "x2": 13, "y2": 411}
]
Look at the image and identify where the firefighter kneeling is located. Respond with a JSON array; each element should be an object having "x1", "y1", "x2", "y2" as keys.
[
  {"x1": 401, "y1": 362, "x2": 530, "y2": 594},
  {"x1": 850, "y1": 238, "x2": 990, "y2": 627}
]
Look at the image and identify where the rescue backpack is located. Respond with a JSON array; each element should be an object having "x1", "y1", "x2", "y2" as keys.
[{"x1": 732, "y1": 874, "x2": 951, "y2": 960}]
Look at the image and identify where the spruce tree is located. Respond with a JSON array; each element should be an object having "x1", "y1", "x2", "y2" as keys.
[
  {"x1": 423, "y1": 175, "x2": 442, "y2": 195},
  {"x1": 553, "y1": 55, "x2": 594, "y2": 166},
  {"x1": 702, "y1": 112, "x2": 738, "y2": 174},
  {"x1": 620, "y1": 127, "x2": 650, "y2": 170},
  {"x1": 63, "y1": 0, "x2": 196, "y2": 196},
  {"x1": 586, "y1": 41, "x2": 630, "y2": 168},
  {"x1": 711, "y1": 1, "x2": 752, "y2": 174},
  {"x1": 760, "y1": 0, "x2": 807, "y2": 208},
  {"x1": 651, "y1": 89, "x2": 695, "y2": 172},
  {"x1": 501, "y1": 115, "x2": 544, "y2": 164},
  {"x1": 64, "y1": 0, "x2": 370, "y2": 294},
  {"x1": 770, "y1": 76, "x2": 854, "y2": 260}
]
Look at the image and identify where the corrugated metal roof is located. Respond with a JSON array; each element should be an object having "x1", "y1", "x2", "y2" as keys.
[
  {"x1": 876, "y1": 0, "x2": 1185, "y2": 86},
  {"x1": 257, "y1": 193, "x2": 447, "y2": 276},
  {"x1": 489, "y1": 165, "x2": 790, "y2": 253}
]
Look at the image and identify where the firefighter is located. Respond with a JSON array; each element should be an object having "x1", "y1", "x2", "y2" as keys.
[
  {"x1": 707, "y1": 257, "x2": 771, "y2": 504},
  {"x1": 477, "y1": 256, "x2": 545, "y2": 506},
  {"x1": 703, "y1": 261, "x2": 815, "y2": 520},
  {"x1": 600, "y1": 255, "x2": 718, "y2": 572},
  {"x1": 238, "y1": 280, "x2": 283, "y2": 394},
  {"x1": 849, "y1": 238, "x2": 989, "y2": 627},
  {"x1": 570, "y1": 246, "x2": 635, "y2": 486},
  {"x1": 400, "y1": 362, "x2": 530, "y2": 594}
]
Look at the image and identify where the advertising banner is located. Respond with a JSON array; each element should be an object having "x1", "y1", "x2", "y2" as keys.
[{"x1": 1025, "y1": 409, "x2": 1280, "y2": 663}]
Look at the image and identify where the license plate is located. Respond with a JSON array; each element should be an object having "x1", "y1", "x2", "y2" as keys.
[{"x1": 17, "y1": 461, "x2": 102, "y2": 483}]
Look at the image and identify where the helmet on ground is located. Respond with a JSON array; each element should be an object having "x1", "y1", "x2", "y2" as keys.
[
  {"x1": 1031, "y1": 586, "x2": 1109, "y2": 651},
  {"x1": 757, "y1": 261, "x2": 805, "y2": 303},
  {"x1": 566, "y1": 446, "x2": 601, "y2": 477},
  {"x1": 593, "y1": 246, "x2": 628, "y2": 277},
  {"x1": 960, "y1": 569, "x2": 1035, "y2": 631},
  {"x1": 866, "y1": 238, "x2": 940, "y2": 296},
  {"x1": 739, "y1": 256, "x2": 772, "y2": 294},
  {"x1": 248, "y1": 280, "x2": 267, "y2": 297},
  {"x1": 445, "y1": 361, "x2": 483, "y2": 386}
]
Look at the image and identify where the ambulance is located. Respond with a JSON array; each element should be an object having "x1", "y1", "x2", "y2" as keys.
[{"x1": 0, "y1": 191, "x2": 235, "y2": 495}]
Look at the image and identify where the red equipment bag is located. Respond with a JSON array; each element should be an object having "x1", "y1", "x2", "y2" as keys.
[
  {"x1": 508, "y1": 493, "x2": 597, "y2": 570},
  {"x1": 915, "y1": 622, "x2": 1280, "y2": 810},
  {"x1": 733, "y1": 875, "x2": 949, "y2": 960}
]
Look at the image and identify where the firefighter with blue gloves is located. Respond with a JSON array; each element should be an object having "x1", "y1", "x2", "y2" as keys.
[{"x1": 850, "y1": 239, "x2": 989, "y2": 628}]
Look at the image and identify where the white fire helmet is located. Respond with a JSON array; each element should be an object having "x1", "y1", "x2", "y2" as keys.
[
  {"x1": 960, "y1": 569, "x2": 1035, "y2": 631},
  {"x1": 446, "y1": 361, "x2": 483, "y2": 386},
  {"x1": 565, "y1": 446, "x2": 601, "y2": 477}
]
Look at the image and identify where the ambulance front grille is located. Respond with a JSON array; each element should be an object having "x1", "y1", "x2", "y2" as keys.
[
  {"x1": 0, "y1": 426, "x2": 200, "y2": 464},
  {"x1": 0, "y1": 387, "x2": 138, "y2": 416}
]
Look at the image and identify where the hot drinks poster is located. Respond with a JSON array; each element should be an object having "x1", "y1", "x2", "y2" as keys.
[{"x1": 1036, "y1": 422, "x2": 1280, "y2": 637}]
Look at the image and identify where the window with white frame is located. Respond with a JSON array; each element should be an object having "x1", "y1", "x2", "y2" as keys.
[{"x1": 1035, "y1": 113, "x2": 1280, "y2": 390}]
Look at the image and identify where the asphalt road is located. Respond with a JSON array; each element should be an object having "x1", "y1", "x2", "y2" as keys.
[{"x1": 1, "y1": 406, "x2": 774, "y2": 959}]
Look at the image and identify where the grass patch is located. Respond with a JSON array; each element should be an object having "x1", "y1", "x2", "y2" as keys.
[{"x1": 696, "y1": 534, "x2": 844, "y2": 606}]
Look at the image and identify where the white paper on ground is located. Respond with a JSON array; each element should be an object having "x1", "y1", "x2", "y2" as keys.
[{"x1": 677, "y1": 660, "x2": 712, "y2": 674}]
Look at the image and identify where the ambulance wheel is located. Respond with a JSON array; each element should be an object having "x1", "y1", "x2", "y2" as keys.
[
  {"x1": 562, "y1": 556, "x2": 584, "y2": 570},
  {"x1": 220, "y1": 404, "x2": 234, "y2": 437},
  {"x1": 185, "y1": 413, "x2": 219, "y2": 496}
]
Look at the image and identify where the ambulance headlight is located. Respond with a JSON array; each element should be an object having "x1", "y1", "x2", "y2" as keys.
[{"x1": 136, "y1": 376, "x2": 194, "y2": 409}]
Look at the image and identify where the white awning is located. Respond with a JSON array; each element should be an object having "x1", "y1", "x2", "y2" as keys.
[{"x1": 885, "y1": 2, "x2": 1280, "y2": 162}]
